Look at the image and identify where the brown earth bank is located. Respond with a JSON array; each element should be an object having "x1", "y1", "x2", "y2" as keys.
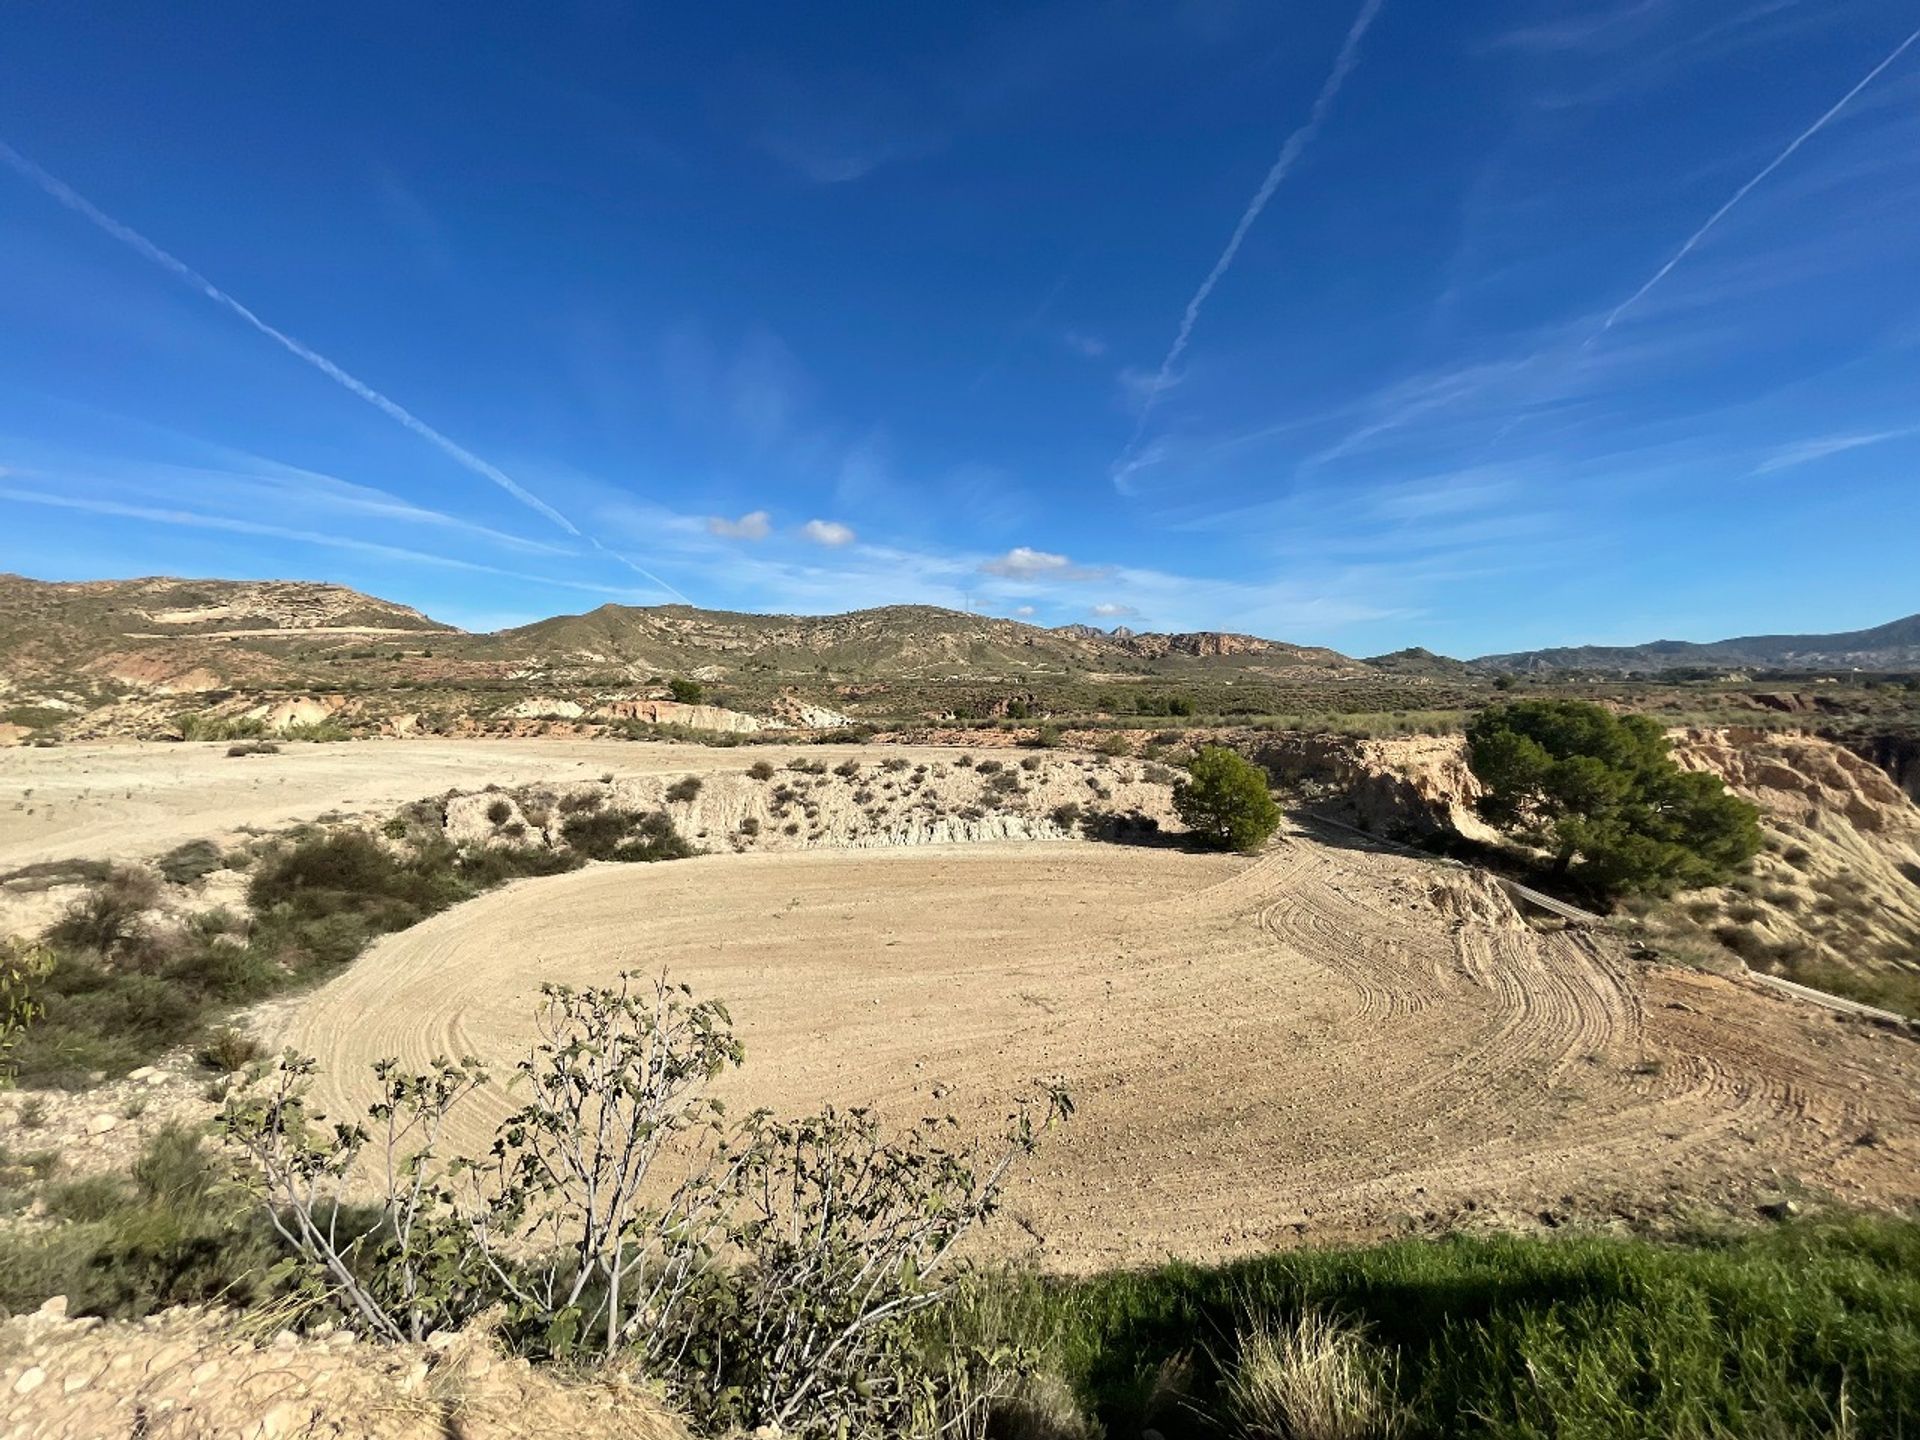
[{"x1": 270, "y1": 837, "x2": 1920, "y2": 1273}]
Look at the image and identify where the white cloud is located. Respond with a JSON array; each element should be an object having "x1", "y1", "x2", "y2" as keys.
[
  {"x1": 1091, "y1": 602, "x2": 1141, "y2": 619},
  {"x1": 1013, "y1": 604, "x2": 1036, "y2": 617},
  {"x1": 1117, "y1": 366, "x2": 1172, "y2": 416},
  {"x1": 1062, "y1": 330, "x2": 1108, "y2": 359},
  {"x1": 978, "y1": 546, "x2": 1104, "y2": 581},
  {"x1": 800, "y1": 518, "x2": 856, "y2": 547},
  {"x1": 1752, "y1": 428, "x2": 1915, "y2": 475},
  {"x1": 706, "y1": 510, "x2": 772, "y2": 540}
]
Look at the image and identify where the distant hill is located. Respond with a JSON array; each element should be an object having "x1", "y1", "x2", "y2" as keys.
[
  {"x1": 489, "y1": 602, "x2": 1364, "y2": 678},
  {"x1": 1476, "y1": 614, "x2": 1920, "y2": 674},
  {"x1": 0, "y1": 576, "x2": 1367, "y2": 697},
  {"x1": 1362, "y1": 646, "x2": 1479, "y2": 679},
  {"x1": 0, "y1": 574, "x2": 457, "y2": 688}
]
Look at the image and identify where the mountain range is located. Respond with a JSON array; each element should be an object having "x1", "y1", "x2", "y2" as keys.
[{"x1": 2, "y1": 575, "x2": 1916, "y2": 692}]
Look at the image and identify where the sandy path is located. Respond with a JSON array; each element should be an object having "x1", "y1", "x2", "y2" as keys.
[
  {"x1": 0, "y1": 739, "x2": 957, "y2": 871},
  {"x1": 272, "y1": 837, "x2": 1920, "y2": 1272}
]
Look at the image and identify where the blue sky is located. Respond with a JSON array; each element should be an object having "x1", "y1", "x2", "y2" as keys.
[{"x1": 3, "y1": 1, "x2": 1917, "y2": 655}]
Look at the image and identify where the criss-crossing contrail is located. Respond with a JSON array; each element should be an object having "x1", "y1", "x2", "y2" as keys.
[
  {"x1": 1115, "y1": 0, "x2": 1387, "y2": 482},
  {"x1": 1592, "y1": 22, "x2": 1920, "y2": 341},
  {"x1": 0, "y1": 139, "x2": 691, "y2": 604}
]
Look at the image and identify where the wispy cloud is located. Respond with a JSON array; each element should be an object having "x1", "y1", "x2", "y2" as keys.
[
  {"x1": 1013, "y1": 604, "x2": 1037, "y2": 617},
  {"x1": 1488, "y1": 0, "x2": 1668, "y2": 54},
  {"x1": 1090, "y1": 601, "x2": 1141, "y2": 620},
  {"x1": 1751, "y1": 427, "x2": 1918, "y2": 474},
  {"x1": 978, "y1": 546, "x2": 1105, "y2": 581},
  {"x1": 800, "y1": 518, "x2": 856, "y2": 547},
  {"x1": 1115, "y1": 0, "x2": 1389, "y2": 480},
  {"x1": 707, "y1": 510, "x2": 773, "y2": 540},
  {"x1": 1062, "y1": 330, "x2": 1108, "y2": 359},
  {"x1": 0, "y1": 485, "x2": 654, "y2": 601},
  {"x1": 0, "y1": 139, "x2": 690, "y2": 603}
]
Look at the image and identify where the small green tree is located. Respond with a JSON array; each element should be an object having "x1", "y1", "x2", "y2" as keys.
[
  {"x1": 1174, "y1": 746, "x2": 1280, "y2": 852},
  {"x1": 668, "y1": 678, "x2": 704, "y2": 704},
  {"x1": 1466, "y1": 699, "x2": 1761, "y2": 899}
]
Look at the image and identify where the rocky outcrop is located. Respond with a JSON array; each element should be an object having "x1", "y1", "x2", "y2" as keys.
[
  {"x1": 1670, "y1": 729, "x2": 1918, "y2": 836},
  {"x1": 1255, "y1": 733, "x2": 1497, "y2": 842},
  {"x1": 593, "y1": 699, "x2": 769, "y2": 733},
  {"x1": 246, "y1": 695, "x2": 349, "y2": 731},
  {"x1": 0, "y1": 1302, "x2": 684, "y2": 1439}
]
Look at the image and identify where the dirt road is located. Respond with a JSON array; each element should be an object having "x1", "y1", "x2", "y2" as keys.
[{"x1": 273, "y1": 837, "x2": 1920, "y2": 1272}]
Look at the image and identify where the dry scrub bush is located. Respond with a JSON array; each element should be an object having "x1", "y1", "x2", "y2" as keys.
[
  {"x1": 220, "y1": 974, "x2": 1069, "y2": 1439},
  {"x1": 1222, "y1": 1310, "x2": 1402, "y2": 1440},
  {"x1": 48, "y1": 866, "x2": 160, "y2": 958}
]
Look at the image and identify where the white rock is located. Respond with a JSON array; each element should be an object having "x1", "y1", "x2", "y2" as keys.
[
  {"x1": 12, "y1": 1367, "x2": 46, "y2": 1395},
  {"x1": 85, "y1": 1113, "x2": 118, "y2": 1136},
  {"x1": 36, "y1": 1296, "x2": 67, "y2": 1320},
  {"x1": 127, "y1": 1066, "x2": 158, "y2": 1082}
]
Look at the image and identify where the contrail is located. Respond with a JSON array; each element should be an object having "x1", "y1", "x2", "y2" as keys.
[
  {"x1": 1116, "y1": 0, "x2": 1387, "y2": 479},
  {"x1": 1594, "y1": 23, "x2": 1920, "y2": 339},
  {"x1": 0, "y1": 139, "x2": 692, "y2": 604},
  {"x1": 1466, "y1": 21, "x2": 1920, "y2": 460}
]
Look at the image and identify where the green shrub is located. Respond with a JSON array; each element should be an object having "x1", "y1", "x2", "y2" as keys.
[
  {"x1": 560, "y1": 809, "x2": 697, "y2": 863},
  {"x1": 1174, "y1": 747, "x2": 1280, "y2": 852},
  {"x1": 668, "y1": 678, "x2": 704, "y2": 704},
  {"x1": 196, "y1": 1025, "x2": 266, "y2": 1073},
  {"x1": 665, "y1": 776, "x2": 703, "y2": 804},
  {"x1": 176, "y1": 712, "x2": 266, "y2": 742},
  {"x1": 747, "y1": 760, "x2": 776, "y2": 781},
  {"x1": 486, "y1": 798, "x2": 514, "y2": 825},
  {"x1": 16, "y1": 829, "x2": 597, "y2": 1088},
  {"x1": 156, "y1": 839, "x2": 223, "y2": 885}
]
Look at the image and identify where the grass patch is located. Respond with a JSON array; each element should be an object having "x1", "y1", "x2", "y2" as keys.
[
  {"x1": 988, "y1": 1218, "x2": 1920, "y2": 1439},
  {"x1": 0, "y1": 1126, "x2": 280, "y2": 1319}
]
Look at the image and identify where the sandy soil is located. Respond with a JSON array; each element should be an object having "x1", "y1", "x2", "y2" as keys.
[
  {"x1": 272, "y1": 834, "x2": 1920, "y2": 1273},
  {"x1": 0, "y1": 739, "x2": 964, "y2": 872}
]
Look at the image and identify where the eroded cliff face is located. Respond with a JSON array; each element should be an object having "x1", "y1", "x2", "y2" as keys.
[
  {"x1": 1255, "y1": 733, "x2": 1498, "y2": 843},
  {"x1": 440, "y1": 752, "x2": 1183, "y2": 855},
  {"x1": 1272, "y1": 725, "x2": 1920, "y2": 989},
  {"x1": 1666, "y1": 729, "x2": 1920, "y2": 980},
  {"x1": 1848, "y1": 733, "x2": 1920, "y2": 805}
]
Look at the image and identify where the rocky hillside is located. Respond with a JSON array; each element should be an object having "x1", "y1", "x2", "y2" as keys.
[
  {"x1": 0, "y1": 574, "x2": 458, "y2": 694},
  {"x1": 491, "y1": 601, "x2": 1365, "y2": 679},
  {"x1": 1476, "y1": 613, "x2": 1920, "y2": 674}
]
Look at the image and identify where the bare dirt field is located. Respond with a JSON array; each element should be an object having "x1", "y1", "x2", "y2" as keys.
[
  {"x1": 272, "y1": 834, "x2": 1920, "y2": 1273},
  {"x1": 0, "y1": 738, "x2": 959, "y2": 871}
]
